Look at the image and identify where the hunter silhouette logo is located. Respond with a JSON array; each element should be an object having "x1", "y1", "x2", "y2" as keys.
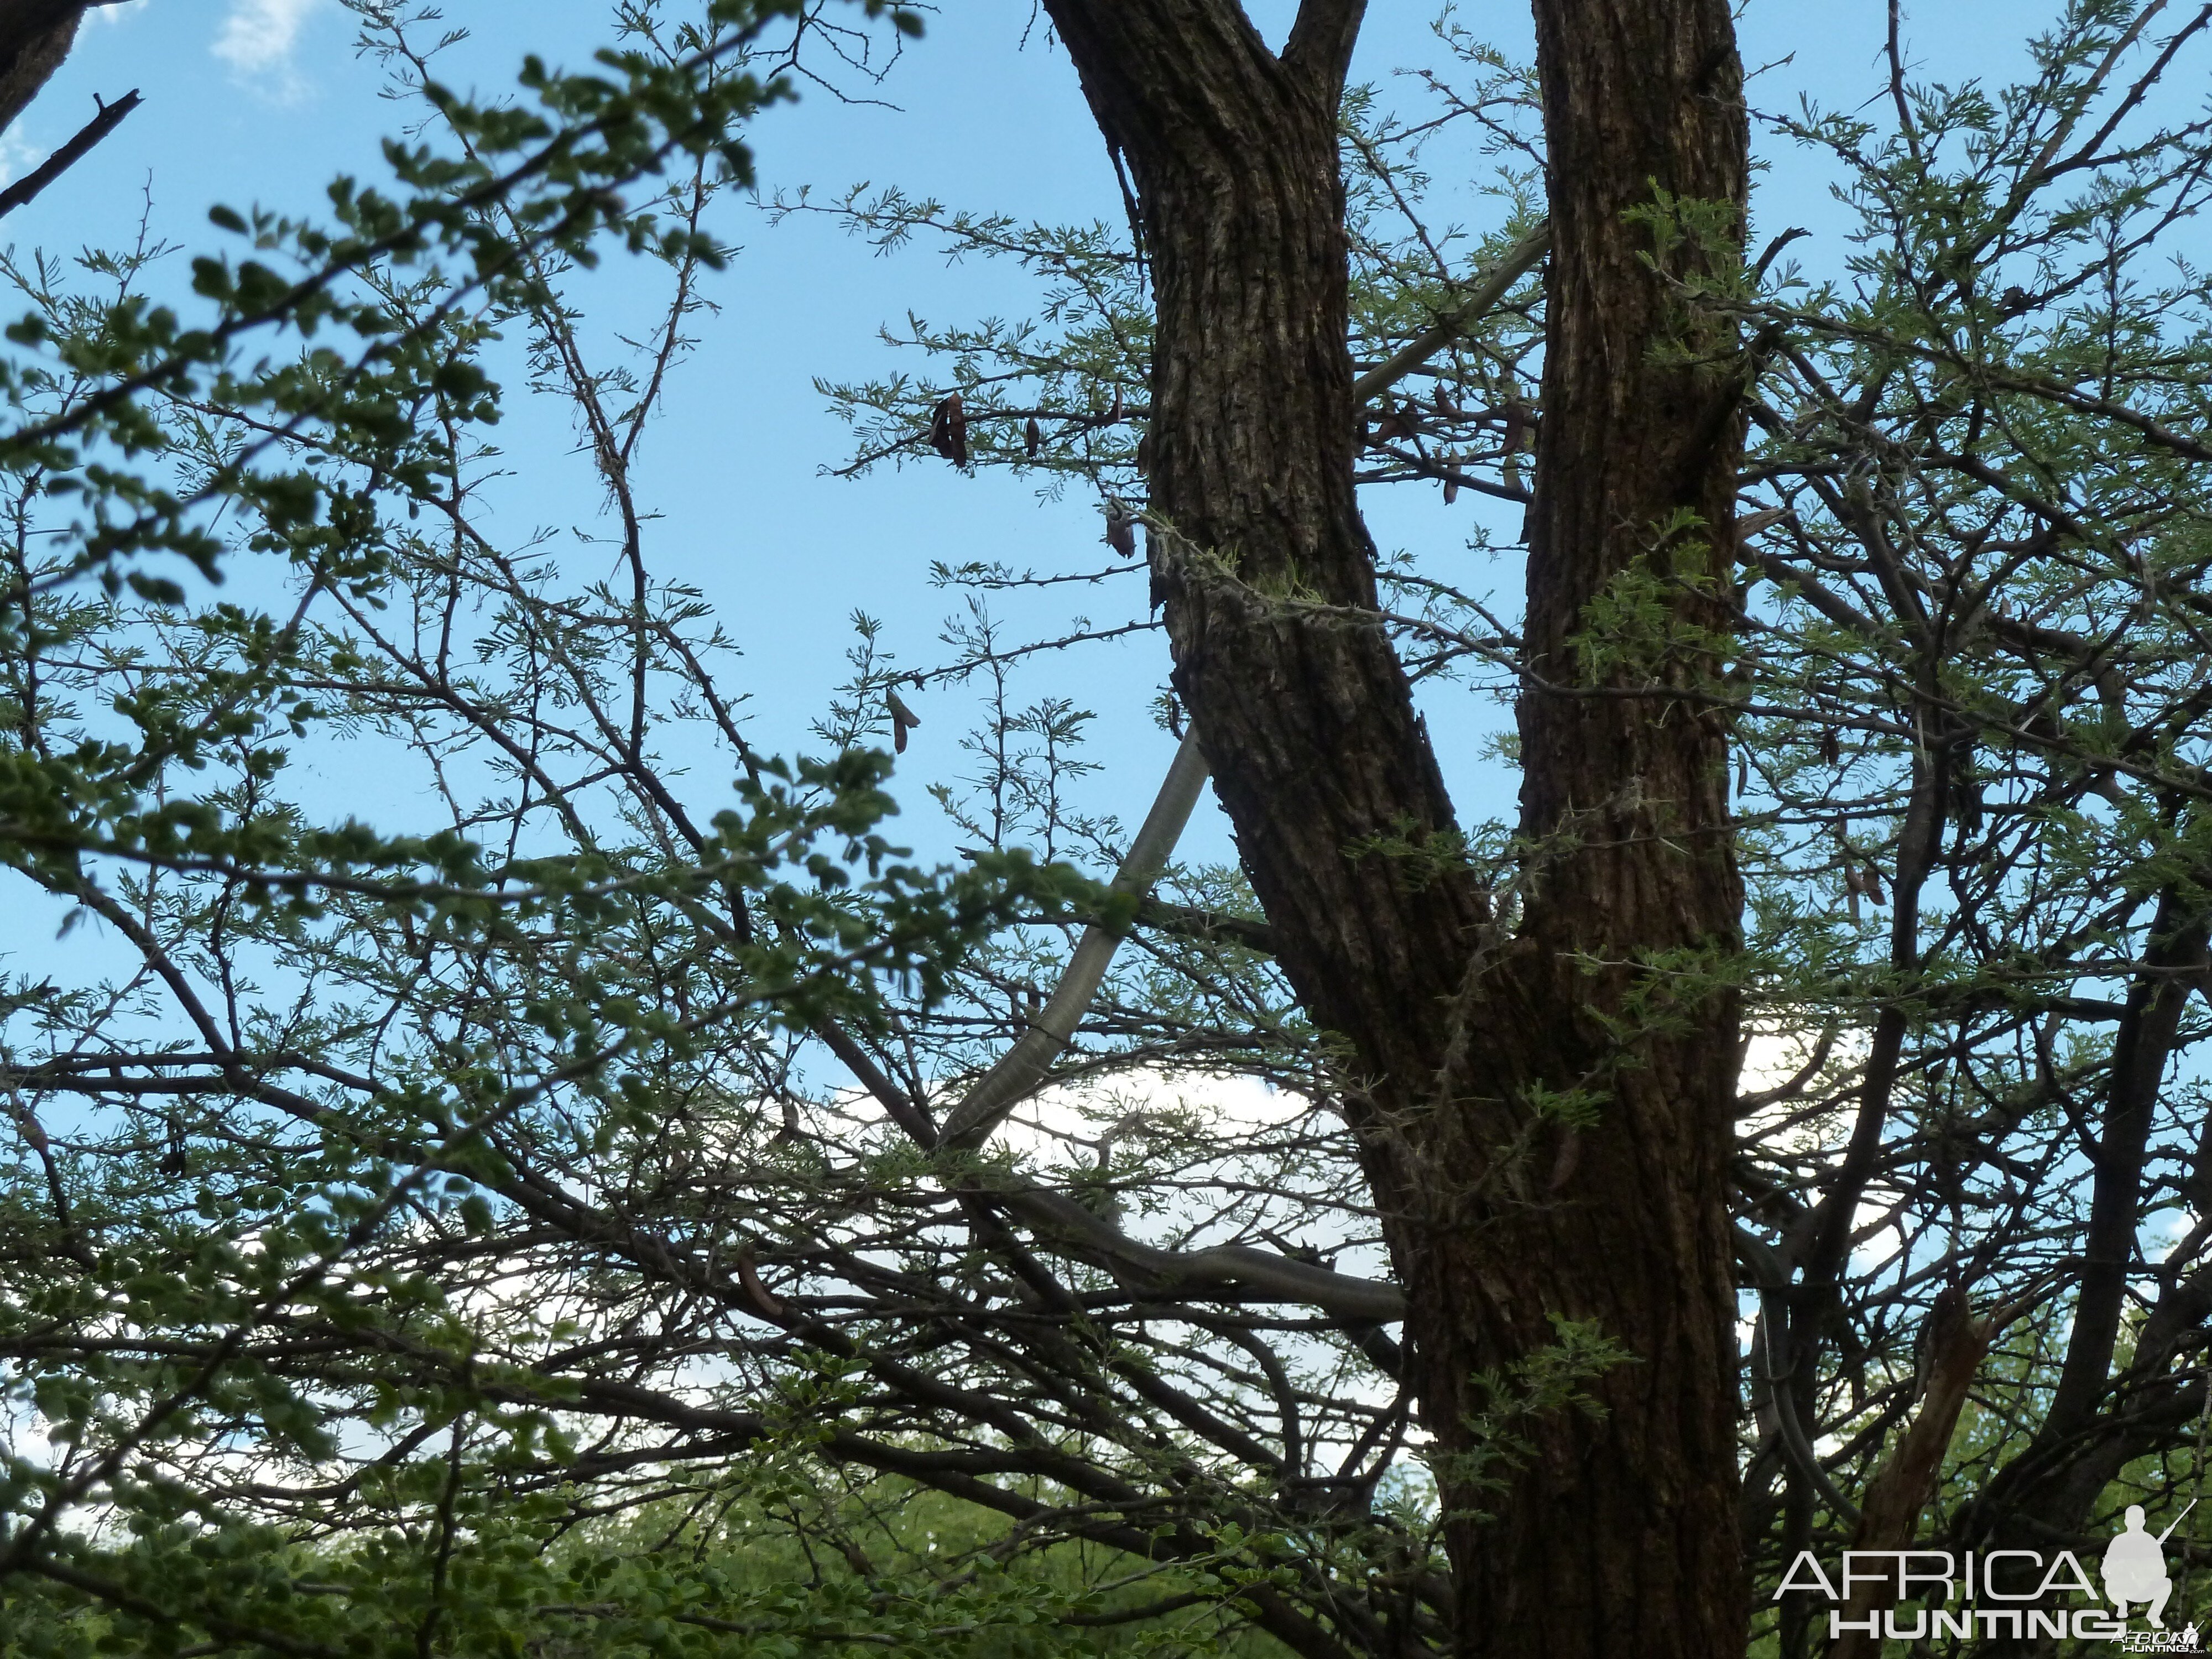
[
  {"x1": 2104, "y1": 1501, "x2": 2189, "y2": 1628},
  {"x1": 1777, "y1": 1496, "x2": 2203, "y2": 1646}
]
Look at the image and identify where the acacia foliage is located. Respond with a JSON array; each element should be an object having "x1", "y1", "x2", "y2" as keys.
[{"x1": 4, "y1": 3, "x2": 2212, "y2": 1658}]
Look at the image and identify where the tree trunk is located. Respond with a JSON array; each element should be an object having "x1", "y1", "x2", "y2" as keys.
[
  {"x1": 1040, "y1": 2, "x2": 1751, "y2": 1653},
  {"x1": 0, "y1": 2, "x2": 91, "y2": 136},
  {"x1": 1430, "y1": 0, "x2": 1753, "y2": 1650}
]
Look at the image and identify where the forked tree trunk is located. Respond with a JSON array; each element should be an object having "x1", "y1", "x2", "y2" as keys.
[{"x1": 1040, "y1": 2, "x2": 1751, "y2": 1653}]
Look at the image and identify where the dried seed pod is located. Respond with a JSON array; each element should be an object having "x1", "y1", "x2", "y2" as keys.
[
  {"x1": 886, "y1": 687, "x2": 921, "y2": 754},
  {"x1": 1108, "y1": 387, "x2": 1124, "y2": 424},
  {"x1": 736, "y1": 1246, "x2": 785, "y2": 1321},
  {"x1": 2131, "y1": 541, "x2": 2157, "y2": 598},
  {"x1": 927, "y1": 392, "x2": 968, "y2": 468},
  {"x1": 1954, "y1": 778, "x2": 1984, "y2": 836},
  {"x1": 946, "y1": 396, "x2": 968, "y2": 468},
  {"x1": 1024, "y1": 415, "x2": 1043, "y2": 460},
  {"x1": 1501, "y1": 399, "x2": 1533, "y2": 453},
  {"x1": 1104, "y1": 503, "x2": 1138, "y2": 559}
]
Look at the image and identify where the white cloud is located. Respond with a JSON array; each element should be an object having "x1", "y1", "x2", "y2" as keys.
[
  {"x1": 0, "y1": 128, "x2": 46, "y2": 189},
  {"x1": 212, "y1": 0, "x2": 322, "y2": 79}
]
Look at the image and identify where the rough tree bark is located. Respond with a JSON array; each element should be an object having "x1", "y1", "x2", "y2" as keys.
[
  {"x1": 0, "y1": 2, "x2": 109, "y2": 134},
  {"x1": 1039, "y1": 1, "x2": 1751, "y2": 1653}
]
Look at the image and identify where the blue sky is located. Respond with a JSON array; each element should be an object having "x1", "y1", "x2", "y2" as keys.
[{"x1": 0, "y1": 0, "x2": 2140, "y2": 881}]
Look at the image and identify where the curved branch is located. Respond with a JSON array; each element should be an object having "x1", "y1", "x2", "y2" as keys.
[
  {"x1": 992, "y1": 1178, "x2": 1408, "y2": 1323},
  {"x1": 941, "y1": 732, "x2": 1212, "y2": 1148},
  {"x1": 1352, "y1": 221, "x2": 1551, "y2": 405}
]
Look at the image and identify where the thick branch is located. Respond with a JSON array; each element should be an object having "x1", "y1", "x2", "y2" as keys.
[
  {"x1": 1351, "y1": 222, "x2": 1551, "y2": 405},
  {"x1": 0, "y1": 86, "x2": 139, "y2": 220},
  {"x1": 941, "y1": 732, "x2": 1211, "y2": 1148}
]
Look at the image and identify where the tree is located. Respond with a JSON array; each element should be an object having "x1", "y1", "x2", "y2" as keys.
[
  {"x1": 6, "y1": 2, "x2": 2212, "y2": 1657},
  {"x1": 999, "y1": 4, "x2": 1750, "y2": 1653}
]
